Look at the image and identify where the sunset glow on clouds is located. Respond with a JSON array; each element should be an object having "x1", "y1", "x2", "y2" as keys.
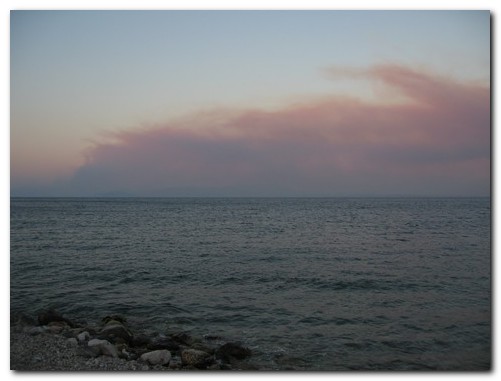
[
  {"x1": 10, "y1": 10, "x2": 490, "y2": 197},
  {"x1": 51, "y1": 64, "x2": 490, "y2": 197}
]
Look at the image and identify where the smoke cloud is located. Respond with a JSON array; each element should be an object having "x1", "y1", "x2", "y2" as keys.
[{"x1": 41, "y1": 64, "x2": 491, "y2": 197}]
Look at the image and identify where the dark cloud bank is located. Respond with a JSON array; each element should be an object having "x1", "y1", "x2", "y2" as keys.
[{"x1": 13, "y1": 64, "x2": 490, "y2": 197}]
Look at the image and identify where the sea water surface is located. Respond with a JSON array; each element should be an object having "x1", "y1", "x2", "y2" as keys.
[{"x1": 10, "y1": 197, "x2": 491, "y2": 370}]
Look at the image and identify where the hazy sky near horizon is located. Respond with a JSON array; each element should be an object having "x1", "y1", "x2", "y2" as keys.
[{"x1": 11, "y1": 10, "x2": 490, "y2": 196}]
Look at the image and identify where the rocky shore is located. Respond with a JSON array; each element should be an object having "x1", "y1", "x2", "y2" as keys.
[{"x1": 11, "y1": 309, "x2": 257, "y2": 371}]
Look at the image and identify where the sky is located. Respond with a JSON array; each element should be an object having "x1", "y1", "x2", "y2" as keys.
[{"x1": 10, "y1": 9, "x2": 491, "y2": 197}]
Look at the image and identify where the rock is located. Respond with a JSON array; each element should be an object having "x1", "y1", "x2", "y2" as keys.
[
  {"x1": 88, "y1": 339, "x2": 119, "y2": 358},
  {"x1": 67, "y1": 338, "x2": 78, "y2": 346},
  {"x1": 37, "y1": 308, "x2": 65, "y2": 325},
  {"x1": 77, "y1": 331, "x2": 90, "y2": 343},
  {"x1": 114, "y1": 343, "x2": 131, "y2": 360},
  {"x1": 171, "y1": 332, "x2": 196, "y2": 346},
  {"x1": 131, "y1": 333, "x2": 151, "y2": 347},
  {"x1": 26, "y1": 326, "x2": 46, "y2": 336},
  {"x1": 181, "y1": 349, "x2": 213, "y2": 369},
  {"x1": 147, "y1": 335, "x2": 179, "y2": 351},
  {"x1": 37, "y1": 308, "x2": 76, "y2": 328},
  {"x1": 216, "y1": 342, "x2": 252, "y2": 361},
  {"x1": 102, "y1": 315, "x2": 127, "y2": 325},
  {"x1": 191, "y1": 342, "x2": 215, "y2": 355},
  {"x1": 47, "y1": 321, "x2": 67, "y2": 334},
  {"x1": 84, "y1": 326, "x2": 99, "y2": 336},
  {"x1": 62, "y1": 328, "x2": 80, "y2": 338},
  {"x1": 100, "y1": 344, "x2": 119, "y2": 358},
  {"x1": 115, "y1": 343, "x2": 127, "y2": 352},
  {"x1": 98, "y1": 323, "x2": 132, "y2": 344},
  {"x1": 121, "y1": 348, "x2": 138, "y2": 361},
  {"x1": 88, "y1": 338, "x2": 105, "y2": 347},
  {"x1": 140, "y1": 349, "x2": 172, "y2": 366}
]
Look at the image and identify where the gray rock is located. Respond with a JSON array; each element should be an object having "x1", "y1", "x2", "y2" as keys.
[
  {"x1": 37, "y1": 308, "x2": 75, "y2": 328},
  {"x1": 191, "y1": 342, "x2": 215, "y2": 354},
  {"x1": 87, "y1": 338, "x2": 102, "y2": 347},
  {"x1": 171, "y1": 332, "x2": 196, "y2": 346},
  {"x1": 181, "y1": 348, "x2": 213, "y2": 369},
  {"x1": 88, "y1": 339, "x2": 119, "y2": 358},
  {"x1": 47, "y1": 321, "x2": 67, "y2": 334},
  {"x1": 119, "y1": 347, "x2": 135, "y2": 361},
  {"x1": 101, "y1": 315, "x2": 127, "y2": 325},
  {"x1": 100, "y1": 343, "x2": 119, "y2": 358},
  {"x1": 26, "y1": 326, "x2": 46, "y2": 336},
  {"x1": 37, "y1": 308, "x2": 65, "y2": 325},
  {"x1": 67, "y1": 337, "x2": 78, "y2": 346},
  {"x1": 140, "y1": 349, "x2": 171, "y2": 366},
  {"x1": 216, "y1": 342, "x2": 252, "y2": 361},
  {"x1": 99, "y1": 323, "x2": 132, "y2": 344},
  {"x1": 131, "y1": 333, "x2": 151, "y2": 347},
  {"x1": 77, "y1": 331, "x2": 90, "y2": 343}
]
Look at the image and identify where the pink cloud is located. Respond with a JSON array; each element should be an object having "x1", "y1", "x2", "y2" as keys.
[{"x1": 64, "y1": 64, "x2": 490, "y2": 196}]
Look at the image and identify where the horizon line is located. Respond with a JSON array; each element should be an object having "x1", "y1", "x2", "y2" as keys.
[{"x1": 9, "y1": 195, "x2": 491, "y2": 199}]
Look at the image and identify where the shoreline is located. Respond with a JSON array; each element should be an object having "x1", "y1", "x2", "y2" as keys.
[{"x1": 10, "y1": 309, "x2": 258, "y2": 371}]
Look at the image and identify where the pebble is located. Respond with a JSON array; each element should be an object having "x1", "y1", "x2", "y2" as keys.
[
  {"x1": 77, "y1": 331, "x2": 90, "y2": 343},
  {"x1": 181, "y1": 348, "x2": 213, "y2": 368},
  {"x1": 47, "y1": 321, "x2": 67, "y2": 334},
  {"x1": 140, "y1": 349, "x2": 172, "y2": 366},
  {"x1": 67, "y1": 338, "x2": 78, "y2": 346},
  {"x1": 26, "y1": 326, "x2": 46, "y2": 336},
  {"x1": 88, "y1": 339, "x2": 119, "y2": 358}
]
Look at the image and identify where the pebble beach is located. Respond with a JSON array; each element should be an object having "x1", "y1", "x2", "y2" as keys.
[{"x1": 10, "y1": 309, "x2": 256, "y2": 371}]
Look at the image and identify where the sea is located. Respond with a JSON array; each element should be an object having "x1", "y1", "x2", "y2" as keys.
[{"x1": 10, "y1": 197, "x2": 491, "y2": 370}]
